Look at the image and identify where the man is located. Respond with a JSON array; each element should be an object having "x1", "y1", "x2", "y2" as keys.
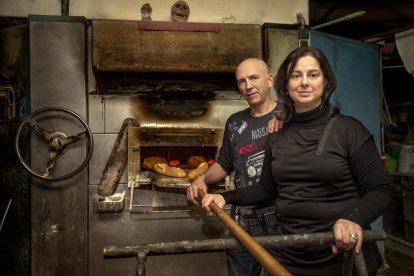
[{"x1": 186, "y1": 58, "x2": 281, "y2": 276}]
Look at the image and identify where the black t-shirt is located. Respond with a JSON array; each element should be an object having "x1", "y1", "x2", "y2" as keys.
[{"x1": 217, "y1": 104, "x2": 282, "y2": 236}]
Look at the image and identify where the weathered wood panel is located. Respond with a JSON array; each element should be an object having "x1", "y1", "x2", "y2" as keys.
[{"x1": 92, "y1": 20, "x2": 262, "y2": 73}]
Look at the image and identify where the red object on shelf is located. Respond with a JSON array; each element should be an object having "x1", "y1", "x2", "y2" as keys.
[{"x1": 169, "y1": 160, "x2": 180, "y2": 167}]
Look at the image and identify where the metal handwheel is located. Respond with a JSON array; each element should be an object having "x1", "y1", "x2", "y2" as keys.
[{"x1": 15, "y1": 106, "x2": 93, "y2": 181}]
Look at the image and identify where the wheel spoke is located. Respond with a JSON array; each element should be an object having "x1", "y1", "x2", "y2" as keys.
[
  {"x1": 28, "y1": 118, "x2": 52, "y2": 141},
  {"x1": 43, "y1": 150, "x2": 57, "y2": 177},
  {"x1": 61, "y1": 131, "x2": 87, "y2": 146}
]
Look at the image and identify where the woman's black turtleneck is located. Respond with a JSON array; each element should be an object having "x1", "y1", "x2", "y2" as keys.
[{"x1": 221, "y1": 105, "x2": 391, "y2": 275}]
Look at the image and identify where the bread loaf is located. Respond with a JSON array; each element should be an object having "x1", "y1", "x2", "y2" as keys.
[
  {"x1": 187, "y1": 156, "x2": 207, "y2": 169},
  {"x1": 153, "y1": 163, "x2": 187, "y2": 178},
  {"x1": 187, "y1": 162, "x2": 209, "y2": 181},
  {"x1": 143, "y1": 156, "x2": 167, "y2": 170}
]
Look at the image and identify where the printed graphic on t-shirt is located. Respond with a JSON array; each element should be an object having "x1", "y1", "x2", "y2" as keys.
[
  {"x1": 252, "y1": 126, "x2": 267, "y2": 140},
  {"x1": 228, "y1": 120, "x2": 239, "y2": 142},
  {"x1": 239, "y1": 143, "x2": 253, "y2": 155},
  {"x1": 238, "y1": 120, "x2": 248, "y2": 135},
  {"x1": 229, "y1": 119, "x2": 269, "y2": 188},
  {"x1": 246, "y1": 151, "x2": 265, "y2": 178}
]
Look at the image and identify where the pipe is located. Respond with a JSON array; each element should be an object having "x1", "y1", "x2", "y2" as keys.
[
  {"x1": 311, "y1": 11, "x2": 366, "y2": 30},
  {"x1": 342, "y1": 249, "x2": 369, "y2": 276},
  {"x1": 343, "y1": 250, "x2": 354, "y2": 276},
  {"x1": 105, "y1": 230, "x2": 386, "y2": 276},
  {"x1": 103, "y1": 230, "x2": 387, "y2": 258},
  {"x1": 353, "y1": 249, "x2": 369, "y2": 276}
]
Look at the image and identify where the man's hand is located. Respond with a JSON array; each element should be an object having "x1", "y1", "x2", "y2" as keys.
[
  {"x1": 201, "y1": 193, "x2": 226, "y2": 214},
  {"x1": 331, "y1": 219, "x2": 363, "y2": 254},
  {"x1": 267, "y1": 116, "x2": 284, "y2": 133},
  {"x1": 186, "y1": 176, "x2": 207, "y2": 206}
]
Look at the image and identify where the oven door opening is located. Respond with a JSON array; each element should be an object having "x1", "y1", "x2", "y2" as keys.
[{"x1": 128, "y1": 127, "x2": 231, "y2": 213}]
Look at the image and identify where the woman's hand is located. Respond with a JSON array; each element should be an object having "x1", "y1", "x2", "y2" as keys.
[
  {"x1": 201, "y1": 193, "x2": 225, "y2": 215},
  {"x1": 331, "y1": 219, "x2": 363, "y2": 254},
  {"x1": 267, "y1": 116, "x2": 284, "y2": 133}
]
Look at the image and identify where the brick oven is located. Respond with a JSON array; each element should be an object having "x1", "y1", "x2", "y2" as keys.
[
  {"x1": 90, "y1": 19, "x2": 262, "y2": 214},
  {"x1": 27, "y1": 16, "x2": 266, "y2": 275},
  {"x1": 13, "y1": 13, "x2": 385, "y2": 276}
]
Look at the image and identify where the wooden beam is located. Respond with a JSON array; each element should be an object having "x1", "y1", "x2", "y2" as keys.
[{"x1": 138, "y1": 21, "x2": 220, "y2": 32}]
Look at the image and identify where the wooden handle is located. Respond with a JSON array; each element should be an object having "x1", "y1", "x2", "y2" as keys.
[{"x1": 198, "y1": 189, "x2": 292, "y2": 276}]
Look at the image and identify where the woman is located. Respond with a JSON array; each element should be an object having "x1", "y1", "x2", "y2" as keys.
[{"x1": 201, "y1": 47, "x2": 391, "y2": 275}]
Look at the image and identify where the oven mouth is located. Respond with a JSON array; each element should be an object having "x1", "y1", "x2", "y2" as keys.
[
  {"x1": 128, "y1": 126, "x2": 225, "y2": 187},
  {"x1": 127, "y1": 126, "x2": 230, "y2": 211}
]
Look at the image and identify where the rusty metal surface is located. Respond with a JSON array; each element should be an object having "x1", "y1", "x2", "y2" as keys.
[
  {"x1": 104, "y1": 230, "x2": 386, "y2": 276},
  {"x1": 0, "y1": 86, "x2": 15, "y2": 122},
  {"x1": 94, "y1": 191, "x2": 126, "y2": 213},
  {"x1": 94, "y1": 72, "x2": 238, "y2": 93},
  {"x1": 88, "y1": 134, "x2": 129, "y2": 184},
  {"x1": 264, "y1": 28, "x2": 298, "y2": 76},
  {"x1": 88, "y1": 91, "x2": 247, "y2": 133},
  {"x1": 89, "y1": 184, "x2": 228, "y2": 276},
  {"x1": 103, "y1": 230, "x2": 387, "y2": 258},
  {"x1": 30, "y1": 18, "x2": 88, "y2": 276},
  {"x1": 85, "y1": 24, "x2": 300, "y2": 276},
  {"x1": 97, "y1": 118, "x2": 139, "y2": 196},
  {"x1": 130, "y1": 127, "x2": 223, "y2": 147},
  {"x1": 92, "y1": 19, "x2": 262, "y2": 73},
  {"x1": 147, "y1": 171, "x2": 190, "y2": 189},
  {"x1": 354, "y1": 249, "x2": 369, "y2": 276}
]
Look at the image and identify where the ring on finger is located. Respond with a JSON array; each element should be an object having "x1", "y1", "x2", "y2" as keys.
[{"x1": 349, "y1": 232, "x2": 358, "y2": 240}]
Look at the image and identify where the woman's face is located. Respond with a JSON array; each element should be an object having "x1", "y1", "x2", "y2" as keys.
[{"x1": 287, "y1": 55, "x2": 325, "y2": 113}]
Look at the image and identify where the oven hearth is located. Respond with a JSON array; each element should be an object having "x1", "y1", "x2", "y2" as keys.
[{"x1": 127, "y1": 126, "x2": 230, "y2": 212}]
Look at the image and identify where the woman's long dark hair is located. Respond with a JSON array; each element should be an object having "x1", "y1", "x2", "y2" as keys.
[{"x1": 274, "y1": 47, "x2": 339, "y2": 122}]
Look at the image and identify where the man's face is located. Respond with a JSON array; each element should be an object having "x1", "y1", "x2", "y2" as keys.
[{"x1": 235, "y1": 60, "x2": 273, "y2": 107}]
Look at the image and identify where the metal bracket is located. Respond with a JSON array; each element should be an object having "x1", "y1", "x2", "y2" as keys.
[
  {"x1": 0, "y1": 85, "x2": 15, "y2": 123},
  {"x1": 298, "y1": 28, "x2": 310, "y2": 47},
  {"x1": 94, "y1": 191, "x2": 126, "y2": 213}
]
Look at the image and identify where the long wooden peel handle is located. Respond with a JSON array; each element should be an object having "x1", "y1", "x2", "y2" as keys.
[{"x1": 198, "y1": 189, "x2": 292, "y2": 276}]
